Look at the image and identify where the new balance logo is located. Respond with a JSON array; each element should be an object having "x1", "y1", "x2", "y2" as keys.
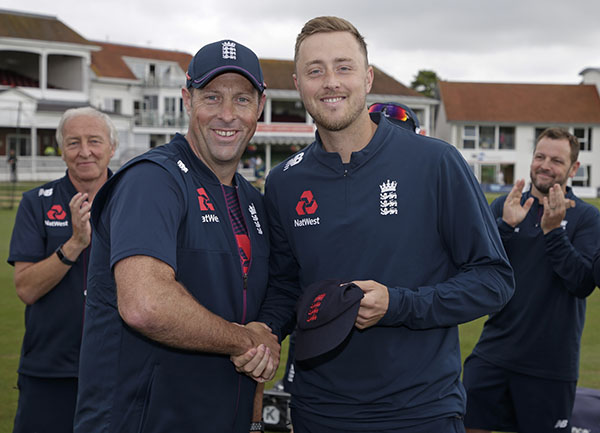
[
  {"x1": 197, "y1": 188, "x2": 215, "y2": 211},
  {"x1": 553, "y1": 419, "x2": 568, "y2": 429},
  {"x1": 283, "y1": 152, "x2": 304, "y2": 171},
  {"x1": 38, "y1": 188, "x2": 53, "y2": 197}
]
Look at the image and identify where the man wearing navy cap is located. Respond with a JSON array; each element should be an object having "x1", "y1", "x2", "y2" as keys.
[
  {"x1": 233, "y1": 16, "x2": 514, "y2": 433},
  {"x1": 74, "y1": 40, "x2": 279, "y2": 433}
]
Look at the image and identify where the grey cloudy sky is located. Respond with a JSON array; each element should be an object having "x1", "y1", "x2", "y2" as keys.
[{"x1": 3, "y1": 0, "x2": 600, "y2": 87}]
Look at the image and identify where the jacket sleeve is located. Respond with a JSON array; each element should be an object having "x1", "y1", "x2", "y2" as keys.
[
  {"x1": 489, "y1": 196, "x2": 520, "y2": 243},
  {"x1": 380, "y1": 146, "x2": 515, "y2": 329},
  {"x1": 256, "y1": 177, "x2": 300, "y2": 340},
  {"x1": 544, "y1": 204, "x2": 600, "y2": 298},
  {"x1": 594, "y1": 249, "x2": 600, "y2": 289},
  {"x1": 8, "y1": 192, "x2": 47, "y2": 265}
]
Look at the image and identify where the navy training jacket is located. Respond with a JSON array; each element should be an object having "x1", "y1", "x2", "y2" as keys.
[
  {"x1": 75, "y1": 135, "x2": 269, "y2": 433},
  {"x1": 259, "y1": 113, "x2": 514, "y2": 429}
]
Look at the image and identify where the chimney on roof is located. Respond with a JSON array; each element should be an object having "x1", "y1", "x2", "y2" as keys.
[{"x1": 579, "y1": 68, "x2": 600, "y2": 95}]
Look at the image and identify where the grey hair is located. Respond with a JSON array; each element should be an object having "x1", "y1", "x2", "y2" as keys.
[{"x1": 56, "y1": 106, "x2": 119, "y2": 149}]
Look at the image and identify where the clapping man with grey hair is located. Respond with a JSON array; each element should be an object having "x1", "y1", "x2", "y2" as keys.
[{"x1": 8, "y1": 106, "x2": 117, "y2": 433}]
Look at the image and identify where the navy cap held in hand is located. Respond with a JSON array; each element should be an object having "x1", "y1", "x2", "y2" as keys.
[{"x1": 295, "y1": 279, "x2": 364, "y2": 361}]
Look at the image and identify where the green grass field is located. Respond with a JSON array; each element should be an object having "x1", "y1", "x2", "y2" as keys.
[{"x1": 0, "y1": 188, "x2": 599, "y2": 432}]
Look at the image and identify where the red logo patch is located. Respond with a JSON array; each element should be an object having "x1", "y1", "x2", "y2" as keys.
[
  {"x1": 47, "y1": 205, "x2": 66, "y2": 220},
  {"x1": 306, "y1": 293, "x2": 326, "y2": 322},
  {"x1": 197, "y1": 188, "x2": 215, "y2": 211},
  {"x1": 295, "y1": 190, "x2": 318, "y2": 215}
]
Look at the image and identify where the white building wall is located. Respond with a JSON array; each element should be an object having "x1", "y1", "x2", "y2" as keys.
[
  {"x1": 512, "y1": 126, "x2": 536, "y2": 182},
  {"x1": 446, "y1": 123, "x2": 600, "y2": 197},
  {"x1": 434, "y1": 103, "x2": 452, "y2": 143},
  {"x1": 90, "y1": 79, "x2": 139, "y2": 116},
  {"x1": 577, "y1": 125, "x2": 600, "y2": 196}
]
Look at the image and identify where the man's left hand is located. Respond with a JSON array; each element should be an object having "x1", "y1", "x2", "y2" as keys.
[
  {"x1": 352, "y1": 280, "x2": 389, "y2": 330},
  {"x1": 541, "y1": 184, "x2": 575, "y2": 234}
]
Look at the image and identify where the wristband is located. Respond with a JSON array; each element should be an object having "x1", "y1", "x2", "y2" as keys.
[
  {"x1": 55, "y1": 244, "x2": 77, "y2": 266},
  {"x1": 249, "y1": 421, "x2": 264, "y2": 432}
]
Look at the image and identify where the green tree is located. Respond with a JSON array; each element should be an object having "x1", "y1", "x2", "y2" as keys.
[{"x1": 410, "y1": 70, "x2": 441, "y2": 99}]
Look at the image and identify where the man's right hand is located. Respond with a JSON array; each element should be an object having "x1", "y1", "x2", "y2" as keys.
[
  {"x1": 231, "y1": 322, "x2": 280, "y2": 382},
  {"x1": 69, "y1": 192, "x2": 92, "y2": 249},
  {"x1": 502, "y1": 179, "x2": 534, "y2": 228}
]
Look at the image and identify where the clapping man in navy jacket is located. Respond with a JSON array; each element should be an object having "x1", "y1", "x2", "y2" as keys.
[
  {"x1": 9, "y1": 107, "x2": 117, "y2": 433},
  {"x1": 463, "y1": 128, "x2": 600, "y2": 433}
]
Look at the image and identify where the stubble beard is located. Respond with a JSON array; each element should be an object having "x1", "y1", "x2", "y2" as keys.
[
  {"x1": 530, "y1": 169, "x2": 569, "y2": 195},
  {"x1": 307, "y1": 96, "x2": 366, "y2": 133}
]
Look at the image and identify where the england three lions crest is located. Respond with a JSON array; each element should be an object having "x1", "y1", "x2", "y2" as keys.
[{"x1": 379, "y1": 179, "x2": 398, "y2": 215}]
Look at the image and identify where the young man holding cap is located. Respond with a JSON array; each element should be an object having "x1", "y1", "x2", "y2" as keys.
[
  {"x1": 74, "y1": 40, "x2": 278, "y2": 433},
  {"x1": 234, "y1": 16, "x2": 514, "y2": 433}
]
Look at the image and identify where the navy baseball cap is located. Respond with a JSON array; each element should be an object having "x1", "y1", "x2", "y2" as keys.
[
  {"x1": 368, "y1": 102, "x2": 421, "y2": 133},
  {"x1": 295, "y1": 279, "x2": 364, "y2": 361},
  {"x1": 186, "y1": 40, "x2": 266, "y2": 92}
]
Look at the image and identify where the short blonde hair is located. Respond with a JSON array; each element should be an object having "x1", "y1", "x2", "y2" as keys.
[{"x1": 294, "y1": 16, "x2": 368, "y2": 66}]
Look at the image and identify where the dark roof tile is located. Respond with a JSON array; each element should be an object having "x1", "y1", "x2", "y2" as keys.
[
  {"x1": 91, "y1": 41, "x2": 192, "y2": 80},
  {"x1": 0, "y1": 10, "x2": 91, "y2": 45}
]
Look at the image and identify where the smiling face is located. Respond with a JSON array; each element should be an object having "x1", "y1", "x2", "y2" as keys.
[
  {"x1": 61, "y1": 114, "x2": 115, "y2": 185},
  {"x1": 530, "y1": 136, "x2": 579, "y2": 196},
  {"x1": 183, "y1": 72, "x2": 265, "y2": 182},
  {"x1": 293, "y1": 31, "x2": 373, "y2": 132}
]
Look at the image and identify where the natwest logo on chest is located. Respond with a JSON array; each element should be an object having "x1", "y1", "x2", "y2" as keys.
[
  {"x1": 44, "y1": 204, "x2": 69, "y2": 227},
  {"x1": 296, "y1": 190, "x2": 318, "y2": 215},
  {"x1": 294, "y1": 190, "x2": 320, "y2": 228},
  {"x1": 196, "y1": 187, "x2": 219, "y2": 223},
  {"x1": 197, "y1": 188, "x2": 215, "y2": 211},
  {"x1": 47, "y1": 204, "x2": 66, "y2": 220}
]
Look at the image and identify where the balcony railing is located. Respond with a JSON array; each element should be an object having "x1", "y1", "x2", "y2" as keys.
[
  {"x1": 134, "y1": 111, "x2": 189, "y2": 128},
  {"x1": 142, "y1": 76, "x2": 184, "y2": 88}
]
